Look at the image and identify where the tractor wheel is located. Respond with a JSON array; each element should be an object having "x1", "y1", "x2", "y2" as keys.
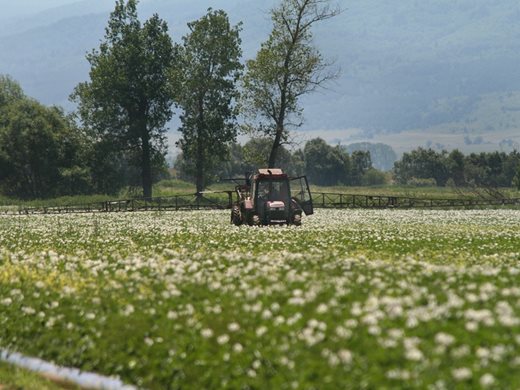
[
  {"x1": 292, "y1": 214, "x2": 302, "y2": 226},
  {"x1": 231, "y1": 206, "x2": 242, "y2": 226}
]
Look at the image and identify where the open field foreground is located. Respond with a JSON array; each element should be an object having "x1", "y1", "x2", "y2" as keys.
[{"x1": 1, "y1": 210, "x2": 520, "y2": 389}]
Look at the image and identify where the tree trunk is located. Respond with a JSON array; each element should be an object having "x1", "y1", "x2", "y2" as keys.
[
  {"x1": 195, "y1": 96, "x2": 205, "y2": 195},
  {"x1": 268, "y1": 125, "x2": 284, "y2": 168},
  {"x1": 195, "y1": 135, "x2": 204, "y2": 194},
  {"x1": 141, "y1": 131, "x2": 153, "y2": 200}
]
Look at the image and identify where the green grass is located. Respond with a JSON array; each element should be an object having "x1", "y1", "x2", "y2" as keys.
[
  {"x1": 0, "y1": 361, "x2": 74, "y2": 390},
  {"x1": 0, "y1": 194, "x2": 114, "y2": 208},
  {"x1": 1, "y1": 178, "x2": 519, "y2": 208}
]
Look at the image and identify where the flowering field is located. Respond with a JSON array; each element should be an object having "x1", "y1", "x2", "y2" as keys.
[{"x1": 1, "y1": 209, "x2": 519, "y2": 389}]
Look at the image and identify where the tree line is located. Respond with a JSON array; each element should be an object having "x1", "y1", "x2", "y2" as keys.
[
  {"x1": 175, "y1": 137, "x2": 381, "y2": 187},
  {"x1": 394, "y1": 148, "x2": 520, "y2": 188},
  {"x1": 176, "y1": 140, "x2": 520, "y2": 190}
]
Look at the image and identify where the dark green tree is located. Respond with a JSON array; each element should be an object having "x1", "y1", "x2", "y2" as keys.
[
  {"x1": 0, "y1": 99, "x2": 90, "y2": 198},
  {"x1": 446, "y1": 149, "x2": 466, "y2": 186},
  {"x1": 71, "y1": 0, "x2": 175, "y2": 199},
  {"x1": 0, "y1": 75, "x2": 24, "y2": 110},
  {"x1": 173, "y1": 9, "x2": 243, "y2": 193},
  {"x1": 241, "y1": 0, "x2": 339, "y2": 168},
  {"x1": 304, "y1": 138, "x2": 348, "y2": 186},
  {"x1": 242, "y1": 137, "x2": 301, "y2": 175},
  {"x1": 350, "y1": 150, "x2": 372, "y2": 185},
  {"x1": 394, "y1": 148, "x2": 449, "y2": 186}
]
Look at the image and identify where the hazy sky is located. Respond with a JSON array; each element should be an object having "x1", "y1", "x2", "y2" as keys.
[{"x1": 0, "y1": 0, "x2": 84, "y2": 19}]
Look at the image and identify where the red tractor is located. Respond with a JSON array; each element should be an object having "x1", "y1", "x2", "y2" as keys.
[{"x1": 230, "y1": 168, "x2": 313, "y2": 226}]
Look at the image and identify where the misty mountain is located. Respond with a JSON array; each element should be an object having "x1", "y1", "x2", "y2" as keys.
[{"x1": 1, "y1": 0, "x2": 520, "y2": 153}]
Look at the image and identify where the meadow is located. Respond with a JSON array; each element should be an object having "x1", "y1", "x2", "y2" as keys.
[{"x1": 0, "y1": 209, "x2": 519, "y2": 389}]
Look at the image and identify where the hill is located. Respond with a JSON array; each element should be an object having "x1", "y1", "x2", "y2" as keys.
[{"x1": 1, "y1": 0, "x2": 520, "y2": 154}]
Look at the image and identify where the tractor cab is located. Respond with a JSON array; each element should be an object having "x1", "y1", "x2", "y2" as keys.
[{"x1": 231, "y1": 168, "x2": 313, "y2": 226}]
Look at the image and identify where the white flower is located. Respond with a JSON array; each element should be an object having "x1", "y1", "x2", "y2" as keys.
[
  {"x1": 35, "y1": 281, "x2": 45, "y2": 289},
  {"x1": 1, "y1": 298, "x2": 12, "y2": 306},
  {"x1": 256, "y1": 326, "x2": 268, "y2": 337},
  {"x1": 261, "y1": 310, "x2": 272, "y2": 319},
  {"x1": 121, "y1": 304, "x2": 134, "y2": 316},
  {"x1": 217, "y1": 334, "x2": 230, "y2": 345},
  {"x1": 201, "y1": 328, "x2": 213, "y2": 338},
  {"x1": 228, "y1": 322, "x2": 240, "y2": 332},
  {"x1": 85, "y1": 312, "x2": 96, "y2": 320},
  {"x1": 316, "y1": 303, "x2": 328, "y2": 314},
  {"x1": 452, "y1": 367, "x2": 472, "y2": 381},
  {"x1": 22, "y1": 306, "x2": 36, "y2": 315},
  {"x1": 479, "y1": 373, "x2": 495, "y2": 387},
  {"x1": 338, "y1": 349, "x2": 353, "y2": 364},
  {"x1": 232, "y1": 343, "x2": 243, "y2": 353},
  {"x1": 405, "y1": 348, "x2": 423, "y2": 361},
  {"x1": 435, "y1": 332, "x2": 455, "y2": 346}
]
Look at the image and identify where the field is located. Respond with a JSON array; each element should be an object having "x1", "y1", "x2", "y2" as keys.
[{"x1": 1, "y1": 209, "x2": 520, "y2": 389}]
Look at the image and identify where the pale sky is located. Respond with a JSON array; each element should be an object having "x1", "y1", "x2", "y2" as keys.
[{"x1": 0, "y1": 0, "x2": 85, "y2": 19}]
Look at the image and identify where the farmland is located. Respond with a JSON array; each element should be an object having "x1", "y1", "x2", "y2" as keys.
[{"x1": 1, "y1": 209, "x2": 520, "y2": 389}]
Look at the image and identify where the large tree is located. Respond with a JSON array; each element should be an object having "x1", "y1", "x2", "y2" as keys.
[
  {"x1": 71, "y1": 0, "x2": 174, "y2": 199},
  {"x1": 173, "y1": 9, "x2": 243, "y2": 193},
  {"x1": 0, "y1": 78, "x2": 91, "y2": 199},
  {"x1": 241, "y1": 0, "x2": 339, "y2": 168},
  {"x1": 304, "y1": 138, "x2": 349, "y2": 186}
]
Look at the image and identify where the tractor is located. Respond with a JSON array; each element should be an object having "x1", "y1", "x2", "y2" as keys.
[{"x1": 230, "y1": 168, "x2": 313, "y2": 226}]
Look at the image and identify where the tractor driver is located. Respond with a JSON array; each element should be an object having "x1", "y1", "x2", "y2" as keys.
[{"x1": 258, "y1": 181, "x2": 270, "y2": 201}]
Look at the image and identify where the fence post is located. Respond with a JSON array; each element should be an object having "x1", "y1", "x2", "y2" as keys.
[{"x1": 227, "y1": 192, "x2": 233, "y2": 209}]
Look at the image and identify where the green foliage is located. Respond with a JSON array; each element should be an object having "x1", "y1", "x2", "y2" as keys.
[
  {"x1": 241, "y1": 0, "x2": 339, "y2": 167},
  {"x1": 362, "y1": 168, "x2": 388, "y2": 186},
  {"x1": 174, "y1": 138, "x2": 303, "y2": 185},
  {"x1": 513, "y1": 169, "x2": 520, "y2": 190},
  {"x1": 173, "y1": 8, "x2": 243, "y2": 193},
  {"x1": 302, "y1": 138, "x2": 379, "y2": 186},
  {"x1": 0, "y1": 75, "x2": 24, "y2": 108},
  {"x1": 0, "y1": 86, "x2": 91, "y2": 199},
  {"x1": 350, "y1": 150, "x2": 372, "y2": 186},
  {"x1": 394, "y1": 148, "x2": 520, "y2": 188},
  {"x1": 304, "y1": 138, "x2": 349, "y2": 186},
  {"x1": 394, "y1": 148, "x2": 450, "y2": 186},
  {"x1": 241, "y1": 138, "x2": 296, "y2": 173},
  {"x1": 71, "y1": 0, "x2": 175, "y2": 198}
]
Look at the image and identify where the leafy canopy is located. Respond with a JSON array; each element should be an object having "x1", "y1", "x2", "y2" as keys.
[
  {"x1": 71, "y1": 0, "x2": 175, "y2": 198},
  {"x1": 241, "y1": 0, "x2": 339, "y2": 167},
  {"x1": 173, "y1": 8, "x2": 243, "y2": 191}
]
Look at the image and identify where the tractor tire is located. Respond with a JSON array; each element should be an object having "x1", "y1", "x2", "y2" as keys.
[
  {"x1": 292, "y1": 214, "x2": 302, "y2": 226},
  {"x1": 231, "y1": 206, "x2": 242, "y2": 226}
]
